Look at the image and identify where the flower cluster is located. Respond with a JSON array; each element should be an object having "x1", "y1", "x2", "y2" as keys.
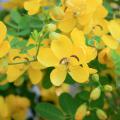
[
  {"x1": 0, "y1": 0, "x2": 120, "y2": 120},
  {"x1": 0, "y1": 95, "x2": 30, "y2": 120}
]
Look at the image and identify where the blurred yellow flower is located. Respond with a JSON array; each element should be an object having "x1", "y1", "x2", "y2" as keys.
[
  {"x1": 0, "y1": 22, "x2": 10, "y2": 58},
  {"x1": 24, "y1": 0, "x2": 41, "y2": 15}
]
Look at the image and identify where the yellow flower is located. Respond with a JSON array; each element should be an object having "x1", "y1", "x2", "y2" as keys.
[
  {"x1": 5, "y1": 95, "x2": 30, "y2": 120},
  {"x1": 39, "y1": 83, "x2": 70, "y2": 104},
  {"x1": 98, "y1": 48, "x2": 112, "y2": 66},
  {"x1": 58, "y1": 0, "x2": 107, "y2": 33},
  {"x1": 1, "y1": 0, "x2": 24, "y2": 9},
  {"x1": 24, "y1": 0, "x2": 41, "y2": 15},
  {"x1": 100, "y1": 20, "x2": 120, "y2": 50},
  {"x1": 38, "y1": 28, "x2": 97, "y2": 86},
  {"x1": 0, "y1": 96, "x2": 10, "y2": 120},
  {"x1": 108, "y1": 20, "x2": 120, "y2": 41},
  {"x1": 102, "y1": 35, "x2": 119, "y2": 49},
  {"x1": 7, "y1": 49, "x2": 29, "y2": 82},
  {"x1": 24, "y1": 0, "x2": 56, "y2": 15},
  {"x1": 0, "y1": 22, "x2": 10, "y2": 58},
  {"x1": 27, "y1": 38, "x2": 45, "y2": 84}
]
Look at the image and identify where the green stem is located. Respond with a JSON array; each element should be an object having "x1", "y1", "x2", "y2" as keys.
[{"x1": 8, "y1": 59, "x2": 37, "y2": 65}]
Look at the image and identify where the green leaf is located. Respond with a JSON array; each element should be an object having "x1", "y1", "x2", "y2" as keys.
[
  {"x1": 10, "y1": 9, "x2": 21, "y2": 24},
  {"x1": 0, "y1": 83, "x2": 10, "y2": 91},
  {"x1": 17, "y1": 29, "x2": 31, "y2": 36},
  {"x1": 35, "y1": 102, "x2": 65, "y2": 120},
  {"x1": 10, "y1": 38, "x2": 27, "y2": 49},
  {"x1": 65, "y1": 74, "x2": 75, "y2": 84},
  {"x1": 42, "y1": 68, "x2": 53, "y2": 89},
  {"x1": 56, "y1": 0, "x2": 62, "y2": 6},
  {"x1": 103, "y1": 1, "x2": 113, "y2": 14},
  {"x1": 59, "y1": 93, "x2": 77, "y2": 119},
  {"x1": 0, "y1": 74, "x2": 7, "y2": 82},
  {"x1": 75, "y1": 91, "x2": 90, "y2": 103},
  {"x1": 111, "y1": 50, "x2": 120, "y2": 75}
]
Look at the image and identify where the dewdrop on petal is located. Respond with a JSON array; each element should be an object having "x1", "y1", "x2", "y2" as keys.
[
  {"x1": 90, "y1": 87, "x2": 101, "y2": 101},
  {"x1": 75, "y1": 103, "x2": 87, "y2": 120},
  {"x1": 96, "y1": 109, "x2": 107, "y2": 120}
]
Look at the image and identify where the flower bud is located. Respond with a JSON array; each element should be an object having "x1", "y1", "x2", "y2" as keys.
[
  {"x1": 104, "y1": 85, "x2": 113, "y2": 92},
  {"x1": 49, "y1": 32, "x2": 60, "y2": 40},
  {"x1": 50, "y1": 6, "x2": 64, "y2": 20},
  {"x1": 86, "y1": 111, "x2": 91, "y2": 116},
  {"x1": 92, "y1": 73, "x2": 99, "y2": 82},
  {"x1": 90, "y1": 87, "x2": 101, "y2": 101},
  {"x1": 46, "y1": 23, "x2": 57, "y2": 32},
  {"x1": 75, "y1": 103, "x2": 87, "y2": 120},
  {"x1": 96, "y1": 109, "x2": 107, "y2": 120}
]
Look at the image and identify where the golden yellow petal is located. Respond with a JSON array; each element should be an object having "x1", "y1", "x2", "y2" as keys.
[
  {"x1": 108, "y1": 20, "x2": 120, "y2": 40},
  {"x1": 50, "y1": 66, "x2": 67, "y2": 86},
  {"x1": 28, "y1": 67, "x2": 43, "y2": 84},
  {"x1": 85, "y1": 46, "x2": 97, "y2": 63},
  {"x1": 69, "y1": 64, "x2": 89, "y2": 83},
  {"x1": 58, "y1": 10, "x2": 76, "y2": 33},
  {"x1": 102, "y1": 35, "x2": 119, "y2": 49},
  {"x1": 37, "y1": 47, "x2": 59, "y2": 67},
  {"x1": 71, "y1": 28, "x2": 85, "y2": 47},
  {"x1": 24, "y1": 0, "x2": 40, "y2": 15},
  {"x1": 51, "y1": 34, "x2": 72, "y2": 59},
  {"x1": 0, "y1": 41, "x2": 10, "y2": 58},
  {"x1": 0, "y1": 21, "x2": 7, "y2": 45}
]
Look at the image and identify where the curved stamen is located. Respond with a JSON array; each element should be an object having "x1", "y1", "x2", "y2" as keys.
[
  {"x1": 13, "y1": 56, "x2": 21, "y2": 61},
  {"x1": 93, "y1": 25, "x2": 103, "y2": 30},
  {"x1": 70, "y1": 55, "x2": 79, "y2": 62},
  {"x1": 59, "y1": 57, "x2": 69, "y2": 65}
]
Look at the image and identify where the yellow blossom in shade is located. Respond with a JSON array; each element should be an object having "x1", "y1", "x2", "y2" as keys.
[
  {"x1": 0, "y1": 22, "x2": 10, "y2": 58},
  {"x1": 39, "y1": 83, "x2": 70, "y2": 105},
  {"x1": 0, "y1": 96, "x2": 10, "y2": 120},
  {"x1": 1, "y1": 0, "x2": 25, "y2": 9},
  {"x1": 24, "y1": 0, "x2": 41, "y2": 15},
  {"x1": 98, "y1": 48, "x2": 113, "y2": 68},
  {"x1": 108, "y1": 20, "x2": 120, "y2": 41},
  {"x1": 0, "y1": 22, "x2": 7, "y2": 44},
  {"x1": 38, "y1": 29, "x2": 97, "y2": 86},
  {"x1": 5, "y1": 95, "x2": 30, "y2": 120},
  {"x1": 98, "y1": 48, "x2": 110, "y2": 64},
  {"x1": 102, "y1": 35, "x2": 119, "y2": 49}
]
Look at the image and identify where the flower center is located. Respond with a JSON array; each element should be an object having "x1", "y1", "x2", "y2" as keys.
[
  {"x1": 59, "y1": 57, "x2": 69, "y2": 65},
  {"x1": 59, "y1": 55, "x2": 79, "y2": 66}
]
